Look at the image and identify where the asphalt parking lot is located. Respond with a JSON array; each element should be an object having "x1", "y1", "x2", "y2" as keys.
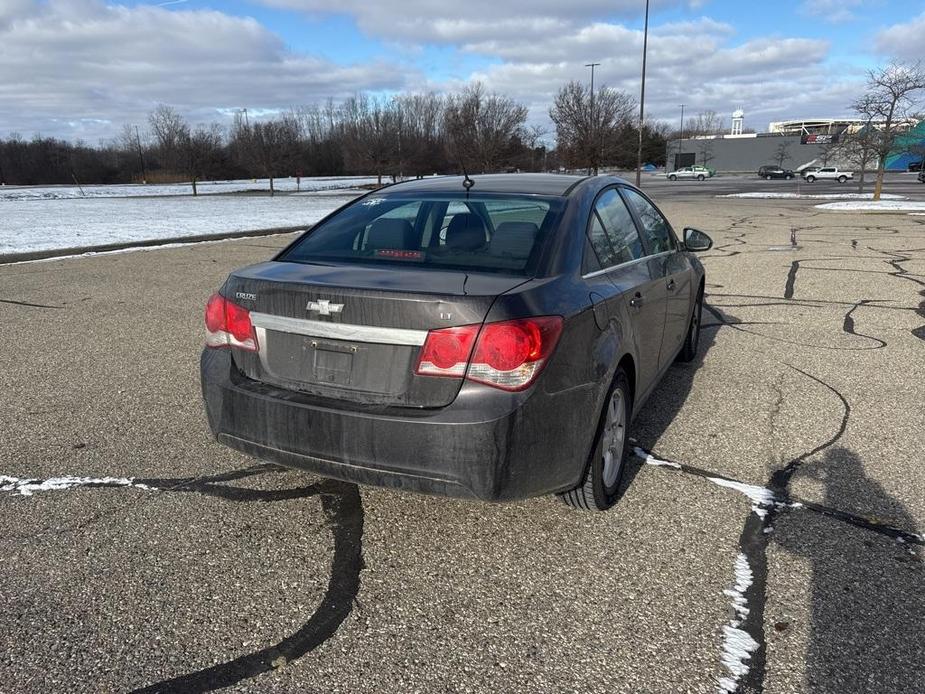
[{"x1": 1, "y1": 182, "x2": 924, "y2": 693}]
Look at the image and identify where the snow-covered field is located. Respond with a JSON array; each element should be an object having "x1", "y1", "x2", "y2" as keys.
[
  {"x1": 0, "y1": 175, "x2": 378, "y2": 201},
  {"x1": 1, "y1": 191, "x2": 361, "y2": 255}
]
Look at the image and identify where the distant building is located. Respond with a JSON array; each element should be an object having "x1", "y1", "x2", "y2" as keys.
[
  {"x1": 768, "y1": 117, "x2": 918, "y2": 137},
  {"x1": 666, "y1": 110, "x2": 923, "y2": 172}
]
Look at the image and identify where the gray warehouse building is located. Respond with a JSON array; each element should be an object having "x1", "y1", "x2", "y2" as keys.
[{"x1": 666, "y1": 133, "x2": 834, "y2": 173}]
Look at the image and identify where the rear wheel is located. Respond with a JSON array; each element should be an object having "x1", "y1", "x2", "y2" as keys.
[
  {"x1": 806, "y1": 175, "x2": 816, "y2": 183},
  {"x1": 669, "y1": 174, "x2": 677, "y2": 181},
  {"x1": 677, "y1": 290, "x2": 703, "y2": 362},
  {"x1": 786, "y1": 174, "x2": 794, "y2": 179},
  {"x1": 559, "y1": 369, "x2": 631, "y2": 512},
  {"x1": 766, "y1": 175, "x2": 772, "y2": 180},
  {"x1": 838, "y1": 175, "x2": 847, "y2": 183},
  {"x1": 697, "y1": 174, "x2": 705, "y2": 181}
]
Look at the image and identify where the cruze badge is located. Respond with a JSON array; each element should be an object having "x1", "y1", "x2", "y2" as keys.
[{"x1": 307, "y1": 299, "x2": 344, "y2": 316}]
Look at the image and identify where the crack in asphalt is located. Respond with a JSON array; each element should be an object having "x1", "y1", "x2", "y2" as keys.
[
  {"x1": 0, "y1": 297, "x2": 65, "y2": 309},
  {"x1": 2, "y1": 465, "x2": 366, "y2": 693}
]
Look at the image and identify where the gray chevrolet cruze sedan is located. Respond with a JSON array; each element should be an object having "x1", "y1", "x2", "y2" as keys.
[{"x1": 200, "y1": 174, "x2": 712, "y2": 511}]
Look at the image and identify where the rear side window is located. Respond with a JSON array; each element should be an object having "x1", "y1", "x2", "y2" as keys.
[
  {"x1": 584, "y1": 188, "x2": 644, "y2": 272},
  {"x1": 280, "y1": 193, "x2": 564, "y2": 276},
  {"x1": 622, "y1": 189, "x2": 676, "y2": 255}
]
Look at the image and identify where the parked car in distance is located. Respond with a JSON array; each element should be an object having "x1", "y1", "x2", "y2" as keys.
[
  {"x1": 667, "y1": 165, "x2": 714, "y2": 181},
  {"x1": 907, "y1": 161, "x2": 922, "y2": 172},
  {"x1": 757, "y1": 165, "x2": 794, "y2": 180},
  {"x1": 200, "y1": 174, "x2": 712, "y2": 512},
  {"x1": 804, "y1": 167, "x2": 853, "y2": 183}
]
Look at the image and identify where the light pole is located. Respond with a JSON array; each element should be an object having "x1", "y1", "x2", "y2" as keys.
[
  {"x1": 634, "y1": 0, "x2": 650, "y2": 187},
  {"x1": 677, "y1": 103, "x2": 685, "y2": 171},
  {"x1": 586, "y1": 62, "x2": 600, "y2": 175}
]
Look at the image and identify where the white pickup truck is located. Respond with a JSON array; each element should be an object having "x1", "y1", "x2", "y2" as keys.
[{"x1": 803, "y1": 167, "x2": 853, "y2": 183}]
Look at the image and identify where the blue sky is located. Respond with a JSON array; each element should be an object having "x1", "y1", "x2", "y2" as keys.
[{"x1": 1, "y1": 0, "x2": 923, "y2": 140}]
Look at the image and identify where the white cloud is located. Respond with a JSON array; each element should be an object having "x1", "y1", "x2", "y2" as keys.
[
  {"x1": 875, "y1": 12, "x2": 925, "y2": 61},
  {"x1": 799, "y1": 0, "x2": 866, "y2": 24},
  {"x1": 0, "y1": 0, "x2": 411, "y2": 141}
]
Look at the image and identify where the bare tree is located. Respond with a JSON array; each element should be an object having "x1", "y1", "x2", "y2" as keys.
[
  {"x1": 183, "y1": 123, "x2": 224, "y2": 195},
  {"x1": 395, "y1": 93, "x2": 446, "y2": 177},
  {"x1": 826, "y1": 96, "x2": 880, "y2": 192},
  {"x1": 856, "y1": 60, "x2": 925, "y2": 200},
  {"x1": 549, "y1": 80, "x2": 635, "y2": 173},
  {"x1": 697, "y1": 138, "x2": 716, "y2": 169},
  {"x1": 444, "y1": 82, "x2": 528, "y2": 173},
  {"x1": 148, "y1": 104, "x2": 187, "y2": 174},
  {"x1": 233, "y1": 115, "x2": 299, "y2": 195},
  {"x1": 685, "y1": 110, "x2": 726, "y2": 137},
  {"x1": 341, "y1": 96, "x2": 402, "y2": 185},
  {"x1": 774, "y1": 140, "x2": 792, "y2": 167}
]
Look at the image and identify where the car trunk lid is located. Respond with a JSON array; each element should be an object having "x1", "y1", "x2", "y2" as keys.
[{"x1": 223, "y1": 261, "x2": 527, "y2": 408}]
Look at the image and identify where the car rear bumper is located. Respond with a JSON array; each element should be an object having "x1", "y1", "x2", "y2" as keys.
[{"x1": 200, "y1": 349, "x2": 597, "y2": 501}]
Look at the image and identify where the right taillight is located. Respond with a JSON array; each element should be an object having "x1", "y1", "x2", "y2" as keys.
[
  {"x1": 415, "y1": 316, "x2": 563, "y2": 392},
  {"x1": 204, "y1": 293, "x2": 258, "y2": 352}
]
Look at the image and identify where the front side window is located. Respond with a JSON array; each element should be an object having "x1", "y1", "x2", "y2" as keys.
[
  {"x1": 280, "y1": 192, "x2": 563, "y2": 276},
  {"x1": 622, "y1": 188, "x2": 676, "y2": 255}
]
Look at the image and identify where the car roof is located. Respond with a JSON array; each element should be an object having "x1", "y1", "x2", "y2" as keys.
[{"x1": 384, "y1": 173, "x2": 593, "y2": 197}]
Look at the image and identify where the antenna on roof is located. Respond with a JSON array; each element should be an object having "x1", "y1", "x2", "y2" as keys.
[{"x1": 462, "y1": 165, "x2": 475, "y2": 193}]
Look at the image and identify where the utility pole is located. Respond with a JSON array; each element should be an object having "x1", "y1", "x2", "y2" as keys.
[
  {"x1": 677, "y1": 103, "x2": 685, "y2": 170},
  {"x1": 134, "y1": 124, "x2": 147, "y2": 184},
  {"x1": 586, "y1": 62, "x2": 601, "y2": 175},
  {"x1": 243, "y1": 108, "x2": 249, "y2": 128},
  {"x1": 634, "y1": 0, "x2": 650, "y2": 187}
]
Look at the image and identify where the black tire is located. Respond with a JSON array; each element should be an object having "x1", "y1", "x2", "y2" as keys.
[
  {"x1": 559, "y1": 369, "x2": 632, "y2": 512},
  {"x1": 766, "y1": 175, "x2": 772, "y2": 180},
  {"x1": 787, "y1": 174, "x2": 794, "y2": 179},
  {"x1": 677, "y1": 289, "x2": 703, "y2": 363},
  {"x1": 806, "y1": 175, "x2": 815, "y2": 183},
  {"x1": 838, "y1": 175, "x2": 847, "y2": 183},
  {"x1": 697, "y1": 174, "x2": 705, "y2": 181},
  {"x1": 669, "y1": 175, "x2": 677, "y2": 181}
]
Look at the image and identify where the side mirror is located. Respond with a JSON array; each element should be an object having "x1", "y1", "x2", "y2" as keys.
[{"x1": 684, "y1": 227, "x2": 713, "y2": 252}]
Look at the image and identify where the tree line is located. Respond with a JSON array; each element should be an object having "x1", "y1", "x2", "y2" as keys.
[{"x1": 0, "y1": 81, "x2": 669, "y2": 191}]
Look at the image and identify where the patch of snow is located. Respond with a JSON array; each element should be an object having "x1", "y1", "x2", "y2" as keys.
[
  {"x1": 0, "y1": 474, "x2": 153, "y2": 496},
  {"x1": 815, "y1": 201, "x2": 925, "y2": 212},
  {"x1": 0, "y1": 191, "x2": 360, "y2": 255},
  {"x1": 633, "y1": 446, "x2": 681, "y2": 469},
  {"x1": 717, "y1": 553, "x2": 760, "y2": 693},
  {"x1": 707, "y1": 476, "x2": 777, "y2": 509},
  {"x1": 719, "y1": 192, "x2": 905, "y2": 200},
  {"x1": 0, "y1": 176, "x2": 378, "y2": 201}
]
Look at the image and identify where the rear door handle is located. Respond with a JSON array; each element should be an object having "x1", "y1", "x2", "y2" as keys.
[
  {"x1": 667, "y1": 278, "x2": 676, "y2": 291},
  {"x1": 629, "y1": 292, "x2": 644, "y2": 308}
]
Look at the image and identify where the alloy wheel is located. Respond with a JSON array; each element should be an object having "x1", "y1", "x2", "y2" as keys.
[{"x1": 601, "y1": 389, "x2": 627, "y2": 489}]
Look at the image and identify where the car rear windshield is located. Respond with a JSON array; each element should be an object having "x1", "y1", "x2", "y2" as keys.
[{"x1": 278, "y1": 191, "x2": 564, "y2": 276}]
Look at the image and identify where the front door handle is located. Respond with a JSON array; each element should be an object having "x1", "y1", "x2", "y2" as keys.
[
  {"x1": 667, "y1": 278, "x2": 676, "y2": 291},
  {"x1": 629, "y1": 292, "x2": 643, "y2": 308}
]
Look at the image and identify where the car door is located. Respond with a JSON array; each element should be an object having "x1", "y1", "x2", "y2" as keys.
[
  {"x1": 621, "y1": 187, "x2": 693, "y2": 372},
  {"x1": 584, "y1": 187, "x2": 665, "y2": 394}
]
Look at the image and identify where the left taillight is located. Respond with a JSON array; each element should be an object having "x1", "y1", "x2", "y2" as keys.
[{"x1": 204, "y1": 293, "x2": 258, "y2": 352}]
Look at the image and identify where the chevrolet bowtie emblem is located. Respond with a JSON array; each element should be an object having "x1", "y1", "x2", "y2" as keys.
[{"x1": 307, "y1": 299, "x2": 344, "y2": 316}]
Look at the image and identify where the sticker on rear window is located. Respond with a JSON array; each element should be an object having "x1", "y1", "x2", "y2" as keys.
[{"x1": 375, "y1": 249, "x2": 423, "y2": 260}]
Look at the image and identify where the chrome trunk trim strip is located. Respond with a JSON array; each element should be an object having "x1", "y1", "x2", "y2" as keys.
[{"x1": 250, "y1": 312, "x2": 428, "y2": 346}]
